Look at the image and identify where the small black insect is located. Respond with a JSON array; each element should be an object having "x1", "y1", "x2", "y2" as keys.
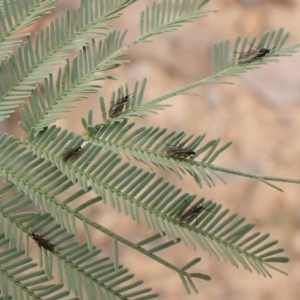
[
  {"x1": 179, "y1": 204, "x2": 212, "y2": 222},
  {"x1": 236, "y1": 44, "x2": 275, "y2": 64},
  {"x1": 31, "y1": 232, "x2": 55, "y2": 252},
  {"x1": 62, "y1": 145, "x2": 82, "y2": 162},
  {"x1": 109, "y1": 93, "x2": 131, "y2": 118},
  {"x1": 166, "y1": 145, "x2": 196, "y2": 158}
]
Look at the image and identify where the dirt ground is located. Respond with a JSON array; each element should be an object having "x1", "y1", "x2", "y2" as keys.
[{"x1": 6, "y1": 0, "x2": 300, "y2": 299}]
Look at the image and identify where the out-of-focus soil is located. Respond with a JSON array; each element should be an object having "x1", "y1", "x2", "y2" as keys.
[{"x1": 6, "y1": 0, "x2": 300, "y2": 299}]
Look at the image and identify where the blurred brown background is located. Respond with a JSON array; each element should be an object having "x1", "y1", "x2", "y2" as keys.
[{"x1": 4, "y1": 0, "x2": 300, "y2": 299}]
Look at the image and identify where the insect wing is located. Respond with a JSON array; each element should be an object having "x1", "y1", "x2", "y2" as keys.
[
  {"x1": 108, "y1": 93, "x2": 132, "y2": 118},
  {"x1": 62, "y1": 145, "x2": 81, "y2": 162},
  {"x1": 179, "y1": 209, "x2": 195, "y2": 222},
  {"x1": 109, "y1": 102, "x2": 126, "y2": 118},
  {"x1": 237, "y1": 49, "x2": 259, "y2": 63},
  {"x1": 179, "y1": 204, "x2": 212, "y2": 222},
  {"x1": 237, "y1": 46, "x2": 274, "y2": 64},
  {"x1": 166, "y1": 146, "x2": 195, "y2": 158}
]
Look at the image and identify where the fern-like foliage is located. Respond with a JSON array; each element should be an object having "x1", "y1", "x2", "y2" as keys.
[
  {"x1": 78, "y1": 79, "x2": 300, "y2": 191},
  {"x1": 0, "y1": 0, "x2": 299, "y2": 299},
  {"x1": 85, "y1": 118, "x2": 231, "y2": 188},
  {"x1": 22, "y1": 128, "x2": 289, "y2": 277},
  {"x1": 0, "y1": 0, "x2": 135, "y2": 121},
  {"x1": 212, "y1": 27, "x2": 298, "y2": 76},
  {"x1": 19, "y1": 31, "x2": 126, "y2": 132},
  {"x1": 0, "y1": 184, "x2": 158, "y2": 299},
  {"x1": 0, "y1": 0, "x2": 56, "y2": 61},
  {"x1": 139, "y1": 0, "x2": 213, "y2": 39}
]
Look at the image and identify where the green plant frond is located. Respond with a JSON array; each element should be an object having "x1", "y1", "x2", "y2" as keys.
[
  {"x1": 85, "y1": 119, "x2": 229, "y2": 188},
  {"x1": 70, "y1": 0, "x2": 136, "y2": 38},
  {"x1": 0, "y1": 133, "x2": 108, "y2": 238},
  {"x1": 141, "y1": 198, "x2": 288, "y2": 277},
  {"x1": 34, "y1": 0, "x2": 135, "y2": 53},
  {"x1": 0, "y1": 196, "x2": 159, "y2": 300},
  {"x1": 0, "y1": 0, "x2": 56, "y2": 62},
  {"x1": 0, "y1": 40, "x2": 58, "y2": 121},
  {"x1": 0, "y1": 234, "x2": 71, "y2": 299},
  {"x1": 39, "y1": 225, "x2": 158, "y2": 299},
  {"x1": 85, "y1": 109, "x2": 300, "y2": 191},
  {"x1": 57, "y1": 242, "x2": 159, "y2": 300},
  {"x1": 174, "y1": 200, "x2": 289, "y2": 277},
  {"x1": 26, "y1": 128, "x2": 201, "y2": 228},
  {"x1": 89, "y1": 78, "x2": 172, "y2": 123},
  {"x1": 25, "y1": 128, "x2": 292, "y2": 274},
  {"x1": 0, "y1": 229, "x2": 157, "y2": 300},
  {"x1": 212, "y1": 28, "x2": 300, "y2": 76},
  {"x1": 78, "y1": 210, "x2": 211, "y2": 294},
  {"x1": 26, "y1": 128, "x2": 288, "y2": 276},
  {"x1": 0, "y1": 0, "x2": 132, "y2": 122},
  {"x1": 29, "y1": 124, "x2": 226, "y2": 190},
  {"x1": 87, "y1": 77, "x2": 230, "y2": 126},
  {"x1": 0, "y1": 0, "x2": 297, "y2": 297},
  {"x1": 138, "y1": 0, "x2": 214, "y2": 42},
  {"x1": 19, "y1": 32, "x2": 128, "y2": 132}
]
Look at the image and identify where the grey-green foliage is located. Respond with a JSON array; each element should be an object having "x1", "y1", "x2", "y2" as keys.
[{"x1": 0, "y1": 0, "x2": 299, "y2": 299}]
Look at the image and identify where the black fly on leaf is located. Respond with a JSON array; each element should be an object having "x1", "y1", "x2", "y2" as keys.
[
  {"x1": 108, "y1": 92, "x2": 132, "y2": 118},
  {"x1": 30, "y1": 231, "x2": 55, "y2": 252},
  {"x1": 236, "y1": 44, "x2": 276, "y2": 64},
  {"x1": 166, "y1": 145, "x2": 196, "y2": 159},
  {"x1": 179, "y1": 203, "x2": 212, "y2": 223},
  {"x1": 62, "y1": 145, "x2": 82, "y2": 162}
]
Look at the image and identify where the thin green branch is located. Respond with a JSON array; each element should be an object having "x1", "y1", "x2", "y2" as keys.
[
  {"x1": 209, "y1": 164, "x2": 300, "y2": 190},
  {"x1": 80, "y1": 217, "x2": 210, "y2": 282}
]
